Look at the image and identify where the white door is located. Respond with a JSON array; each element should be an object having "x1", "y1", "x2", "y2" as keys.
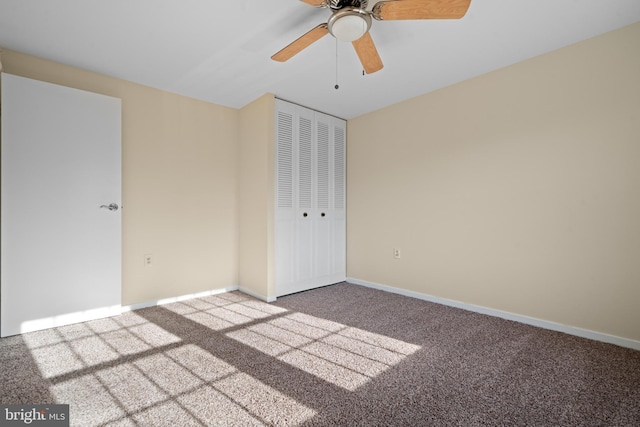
[
  {"x1": 314, "y1": 114, "x2": 333, "y2": 284},
  {"x1": 274, "y1": 100, "x2": 346, "y2": 297},
  {"x1": 1, "y1": 73, "x2": 122, "y2": 337},
  {"x1": 331, "y1": 119, "x2": 347, "y2": 283},
  {"x1": 295, "y1": 108, "x2": 316, "y2": 288},
  {"x1": 275, "y1": 102, "x2": 297, "y2": 295}
]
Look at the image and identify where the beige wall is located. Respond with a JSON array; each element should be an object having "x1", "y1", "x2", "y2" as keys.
[
  {"x1": 2, "y1": 22, "x2": 638, "y2": 341},
  {"x1": 1, "y1": 49, "x2": 240, "y2": 306},
  {"x1": 347, "y1": 23, "x2": 640, "y2": 341},
  {"x1": 238, "y1": 93, "x2": 276, "y2": 299}
]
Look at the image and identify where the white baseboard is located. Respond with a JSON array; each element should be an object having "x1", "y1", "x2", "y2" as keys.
[
  {"x1": 9, "y1": 305, "x2": 122, "y2": 337},
  {"x1": 347, "y1": 277, "x2": 640, "y2": 351},
  {"x1": 122, "y1": 286, "x2": 240, "y2": 312},
  {"x1": 238, "y1": 286, "x2": 277, "y2": 303}
]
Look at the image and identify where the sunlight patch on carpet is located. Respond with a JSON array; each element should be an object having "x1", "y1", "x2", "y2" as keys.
[
  {"x1": 226, "y1": 311, "x2": 421, "y2": 391},
  {"x1": 24, "y1": 312, "x2": 181, "y2": 378},
  {"x1": 48, "y1": 342, "x2": 315, "y2": 426}
]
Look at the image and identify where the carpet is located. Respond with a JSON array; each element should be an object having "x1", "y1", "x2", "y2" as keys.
[{"x1": 1, "y1": 282, "x2": 638, "y2": 426}]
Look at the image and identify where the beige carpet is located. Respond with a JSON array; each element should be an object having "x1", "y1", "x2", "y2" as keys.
[{"x1": 1, "y1": 282, "x2": 639, "y2": 426}]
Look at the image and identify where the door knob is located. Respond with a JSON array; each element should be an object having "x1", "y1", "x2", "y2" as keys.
[{"x1": 100, "y1": 203, "x2": 119, "y2": 211}]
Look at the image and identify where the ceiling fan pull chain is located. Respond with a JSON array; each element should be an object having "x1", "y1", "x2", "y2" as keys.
[{"x1": 335, "y1": 38, "x2": 340, "y2": 90}]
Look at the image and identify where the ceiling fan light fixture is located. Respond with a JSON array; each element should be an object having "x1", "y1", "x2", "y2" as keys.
[{"x1": 328, "y1": 7, "x2": 372, "y2": 42}]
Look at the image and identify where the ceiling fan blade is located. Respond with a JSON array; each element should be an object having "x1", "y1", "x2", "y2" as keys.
[
  {"x1": 271, "y1": 23, "x2": 329, "y2": 62},
  {"x1": 300, "y1": 0, "x2": 327, "y2": 6},
  {"x1": 373, "y1": 0, "x2": 471, "y2": 20},
  {"x1": 352, "y1": 32, "x2": 383, "y2": 74}
]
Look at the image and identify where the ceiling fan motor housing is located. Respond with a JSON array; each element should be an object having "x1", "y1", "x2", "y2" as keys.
[{"x1": 328, "y1": 6, "x2": 372, "y2": 41}]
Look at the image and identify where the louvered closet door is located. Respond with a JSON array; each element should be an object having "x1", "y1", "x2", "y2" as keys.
[
  {"x1": 295, "y1": 107, "x2": 316, "y2": 287},
  {"x1": 274, "y1": 99, "x2": 346, "y2": 297},
  {"x1": 331, "y1": 119, "x2": 347, "y2": 282},
  {"x1": 275, "y1": 101, "x2": 296, "y2": 294},
  {"x1": 314, "y1": 113, "x2": 333, "y2": 284}
]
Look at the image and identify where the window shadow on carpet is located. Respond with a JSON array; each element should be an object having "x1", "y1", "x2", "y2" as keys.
[
  {"x1": 1, "y1": 288, "x2": 423, "y2": 425},
  {"x1": 2, "y1": 283, "x2": 640, "y2": 426}
]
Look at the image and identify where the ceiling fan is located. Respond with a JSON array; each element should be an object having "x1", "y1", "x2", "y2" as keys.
[{"x1": 271, "y1": 0, "x2": 472, "y2": 74}]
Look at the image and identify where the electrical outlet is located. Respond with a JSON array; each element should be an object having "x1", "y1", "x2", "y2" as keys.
[
  {"x1": 144, "y1": 254, "x2": 153, "y2": 267},
  {"x1": 394, "y1": 248, "x2": 401, "y2": 259}
]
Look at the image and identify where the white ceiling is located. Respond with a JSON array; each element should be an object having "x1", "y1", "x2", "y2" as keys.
[{"x1": 1, "y1": 0, "x2": 639, "y2": 119}]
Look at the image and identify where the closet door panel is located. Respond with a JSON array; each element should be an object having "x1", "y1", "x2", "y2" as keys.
[
  {"x1": 275, "y1": 213, "x2": 295, "y2": 293},
  {"x1": 332, "y1": 119, "x2": 347, "y2": 281},
  {"x1": 275, "y1": 102, "x2": 297, "y2": 293},
  {"x1": 295, "y1": 108, "x2": 315, "y2": 285},
  {"x1": 315, "y1": 114, "x2": 333, "y2": 282}
]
